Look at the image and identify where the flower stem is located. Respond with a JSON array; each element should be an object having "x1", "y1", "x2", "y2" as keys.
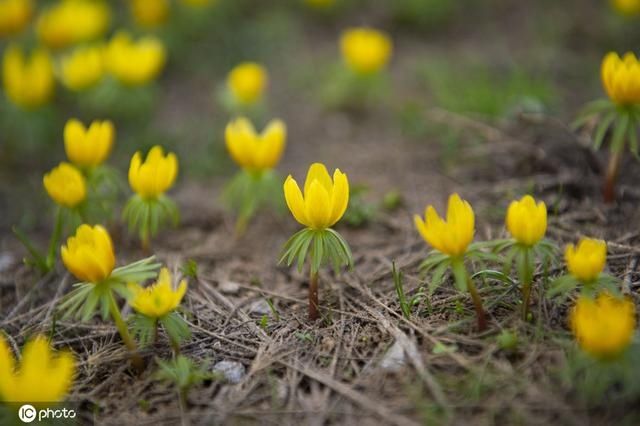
[
  {"x1": 521, "y1": 247, "x2": 533, "y2": 321},
  {"x1": 45, "y1": 207, "x2": 64, "y2": 270},
  {"x1": 309, "y1": 271, "x2": 319, "y2": 321},
  {"x1": 466, "y1": 273, "x2": 487, "y2": 331},
  {"x1": 234, "y1": 215, "x2": 249, "y2": 239},
  {"x1": 108, "y1": 291, "x2": 143, "y2": 370},
  {"x1": 603, "y1": 149, "x2": 622, "y2": 203}
]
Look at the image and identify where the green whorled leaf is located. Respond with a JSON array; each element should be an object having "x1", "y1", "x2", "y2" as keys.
[
  {"x1": 279, "y1": 228, "x2": 353, "y2": 275},
  {"x1": 515, "y1": 246, "x2": 534, "y2": 286},
  {"x1": 418, "y1": 252, "x2": 449, "y2": 274},
  {"x1": 311, "y1": 232, "x2": 324, "y2": 274},
  {"x1": 471, "y1": 269, "x2": 517, "y2": 286},
  {"x1": 58, "y1": 283, "x2": 95, "y2": 320},
  {"x1": 111, "y1": 256, "x2": 161, "y2": 284},
  {"x1": 611, "y1": 112, "x2": 630, "y2": 154},
  {"x1": 571, "y1": 99, "x2": 614, "y2": 129},
  {"x1": 501, "y1": 246, "x2": 518, "y2": 276},
  {"x1": 428, "y1": 259, "x2": 450, "y2": 296},
  {"x1": 484, "y1": 238, "x2": 516, "y2": 253},
  {"x1": 131, "y1": 313, "x2": 157, "y2": 348},
  {"x1": 450, "y1": 260, "x2": 468, "y2": 292},
  {"x1": 326, "y1": 228, "x2": 354, "y2": 269},
  {"x1": 628, "y1": 115, "x2": 639, "y2": 159},
  {"x1": 592, "y1": 110, "x2": 617, "y2": 151},
  {"x1": 547, "y1": 274, "x2": 579, "y2": 299},
  {"x1": 160, "y1": 311, "x2": 192, "y2": 347}
]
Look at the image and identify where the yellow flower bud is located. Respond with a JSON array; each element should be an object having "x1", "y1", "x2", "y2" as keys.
[
  {"x1": 284, "y1": 163, "x2": 349, "y2": 230},
  {"x1": 59, "y1": 44, "x2": 104, "y2": 92},
  {"x1": 129, "y1": 268, "x2": 187, "y2": 318},
  {"x1": 340, "y1": 27, "x2": 392, "y2": 75},
  {"x1": 611, "y1": 0, "x2": 640, "y2": 16},
  {"x1": 570, "y1": 293, "x2": 636, "y2": 359},
  {"x1": 64, "y1": 118, "x2": 114, "y2": 167},
  {"x1": 601, "y1": 52, "x2": 640, "y2": 106},
  {"x1": 2, "y1": 44, "x2": 54, "y2": 109},
  {"x1": 61, "y1": 224, "x2": 116, "y2": 283},
  {"x1": 37, "y1": 0, "x2": 111, "y2": 50},
  {"x1": 225, "y1": 117, "x2": 286, "y2": 171},
  {"x1": 565, "y1": 238, "x2": 607, "y2": 283},
  {"x1": 0, "y1": 0, "x2": 33, "y2": 37},
  {"x1": 128, "y1": 145, "x2": 178, "y2": 199},
  {"x1": 0, "y1": 334, "x2": 75, "y2": 403},
  {"x1": 505, "y1": 195, "x2": 547, "y2": 247},
  {"x1": 414, "y1": 193, "x2": 475, "y2": 257},
  {"x1": 227, "y1": 62, "x2": 268, "y2": 106},
  {"x1": 130, "y1": 0, "x2": 169, "y2": 28},
  {"x1": 104, "y1": 31, "x2": 166, "y2": 86},
  {"x1": 43, "y1": 162, "x2": 86, "y2": 208}
]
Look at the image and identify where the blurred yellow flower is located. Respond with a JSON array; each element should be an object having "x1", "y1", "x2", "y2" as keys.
[
  {"x1": 60, "y1": 44, "x2": 104, "y2": 92},
  {"x1": 304, "y1": 0, "x2": 336, "y2": 9},
  {"x1": 0, "y1": 0, "x2": 32, "y2": 37},
  {"x1": 129, "y1": 268, "x2": 187, "y2": 318},
  {"x1": 612, "y1": 0, "x2": 640, "y2": 16},
  {"x1": 565, "y1": 238, "x2": 607, "y2": 283},
  {"x1": 64, "y1": 118, "x2": 114, "y2": 167},
  {"x1": 284, "y1": 163, "x2": 349, "y2": 230},
  {"x1": 129, "y1": 146, "x2": 178, "y2": 199},
  {"x1": 37, "y1": 0, "x2": 110, "y2": 50},
  {"x1": 340, "y1": 27, "x2": 392, "y2": 75},
  {"x1": 601, "y1": 52, "x2": 640, "y2": 106},
  {"x1": 571, "y1": 293, "x2": 636, "y2": 359},
  {"x1": 506, "y1": 195, "x2": 547, "y2": 247},
  {"x1": 415, "y1": 193, "x2": 475, "y2": 257},
  {"x1": 225, "y1": 117, "x2": 286, "y2": 172},
  {"x1": 61, "y1": 224, "x2": 116, "y2": 283},
  {"x1": 130, "y1": 0, "x2": 169, "y2": 28},
  {"x1": 0, "y1": 335, "x2": 75, "y2": 403},
  {"x1": 2, "y1": 45, "x2": 54, "y2": 109},
  {"x1": 227, "y1": 62, "x2": 268, "y2": 106},
  {"x1": 105, "y1": 31, "x2": 166, "y2": 86},
  {"x1": 43, "y1": 162, "x2": 86, "y2": 208}
]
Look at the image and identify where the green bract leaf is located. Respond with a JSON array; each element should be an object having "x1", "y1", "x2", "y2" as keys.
[
  {"x1": 547, "y1": 274, "x2": 579, "y2": 299},
  {"x1": 279, "y1": 228, "x2": 353, "y2": 274},
  {"x1": 592, "y1": 110, "x2": 617, "y2": 150}
]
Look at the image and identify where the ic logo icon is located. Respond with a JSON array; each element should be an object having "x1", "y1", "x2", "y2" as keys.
[{"x1": 18, "y1": 404, "x2": 36, "y2": 423}]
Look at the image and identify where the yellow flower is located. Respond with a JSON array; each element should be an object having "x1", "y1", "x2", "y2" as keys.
[
  {"x1": 130, "y1": 0, "x2": 169, "y2": 28},
  {"x1": 104, "y1": 31, "x2": 166, "y2": 86},
  {"x1": 64, "y1": 118, "x2": 114, "y2": 167},
  {"x1": 128, "y1": 146, "x2": 178, "y2": 199},
  {"x1": 340, "y1": 27, "x2": 392, "y2": 75},
  {"x1": 2, "y1": 44, "x2": 54, "y2": 109},
  {"x1": 284, "y1": 163, "x2": 349, "y2": 230},
  {"x1": 565, "y1": 238, "x2": 607, "y2": 283},
  {"x1": 129, "y1": 268, "x2": 187, "y2": 318},
  {"x1": 0, "y1": 0, "x2": 32, "y2": 37},
  {"x1": 43, "y1": 162, "x2": 86, "y2": 208},
  {"x1": 227, "y1": 62, "x2": 268, "y2": 106},
  {"x1": 59, "y1": 44, "x2": 104, "y2": 92},
  {"x1": 601, "y1": 52, "x2": 640, "y2": 106},
  {"x1": 612, "y1": 0, "x2": 640, "y2": 16},
  {"x1": 414, "y1": 193, "x2": 475, "y2": 257},
  {"x1": 304, "y1": 0, "x2": 336, "y2": 9},
  {"x1": 0, "y1": 334, "x2": 75, "y2": 403},
  {"x1": 225, "y1": 117, "x2": 286, "y2": 171},
  {"x1": 61, "y1": 224, "x2": 116, "y2": 283},
  {"x1": 505, "y1": 195, "x2": 547, "y2": 247},
  {"x1": 37, "y1": 0, "x2": 111, "y2": 50},
  {"x1": 570, "y1": 293, "x2": 636, "y2": 359}
]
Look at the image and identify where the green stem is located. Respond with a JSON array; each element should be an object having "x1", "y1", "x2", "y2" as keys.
[
  {"x1": 46, "y1": 206, "x2": 64, "y2": 270},
  {"x1": 521, "y1": 247, "x2": 533, "y2": 321},
  {"x1": 108, "y1": 291, "x2": 144, "y2": 370},
  {"x1": 466, "y1": 275, "x2": 487, "y2": 332},
  {"x1": 234, "y1": 215, "x2": 249, "y2": 239},
  {"x1": 309, "y1": 271, "x2": 319, "y2": 322}
]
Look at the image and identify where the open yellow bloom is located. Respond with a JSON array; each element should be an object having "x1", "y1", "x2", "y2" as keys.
[
  {"x1": 284, "y1": 163, "x2": 349, "y2": 230},
  {"x1": 3, "y1": 45, "x2": 54, "y2": 109},
  {"x1": 129, "y1": 146, "x2": 178, "y2": 199},
  {"x1": 227, "y1": 62, "x2": 268, "y2": 106},
  {"x1": 129, "y1": 268, "x2": 187, "y2": 318},
  {"x1": 612, "y1": 0, "x2": 640, "y2": 16},
  {"x1": 414, "y1": 193, "x2": 475, "y2": 257},
  {"x1": 59, "y1": 44, "x2": 104, "y2": 92},
  {"x1": 225, "y1": 117, "x2": 286, "y2": 172},
  {"x1": 104, "y1": 31, "x2": 166, "y2": 86},
  {"x1": 601, "y1": 52, "x2": 640, "y2": 106},
  {"x1": 43, "y1": 162, "x2": 86, "y2": 208},
  {"x1": 571, "y1": 293, "x2": 636, "y2": 359},
  {"x1": 61, "y1": 224, "x2": 116, "y2": 283},
  {"x1": 565, "y1": 238, "x2": 607, "y2": 283},
  {"x1": 130, "y1": 0, "x2": 169, "y2": 28},
  {"x1": 64, "y1": 118, "x2": 114, "y2": 167},
  {"x1": 0, "y1": 334, "x2": 75, "y2": 403},
  {"x1": 37, "y1": 0, "x2": 110, "y2": 50},
  {"x1": 340, "y1": 27, "x2": 392, "y2": 75},
  {"x1": 506, "y1": 195, "x2": 547, "y2": 247},
  {"x1": 0, "y1": 0, "x2": 32, "y2": 37}
]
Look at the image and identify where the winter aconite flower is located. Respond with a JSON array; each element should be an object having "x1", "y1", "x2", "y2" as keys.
[
  {"x1": 571, "y1": 293, "x2": 636, "y2": 359},
  {"x1": 60, "y1": 44, "x2": 104, "y2": 92},
  {"x1": 225, "y1": 117, "x2": 286, "y2": 172},
  {"x1": 37, "y1": 0, "x2": 111, "y2": 50},
  {"x1": 0, "y1": 0, "x2": 32, "y2": 37},
  {"x1": 2, "y1": 44, "x2": 54, "y2": 109},
  {"x1": 43, "y1": 162, "x2": 87, "y2": 209},
  {"x1": 601, "y1": 52, "x2": 640, "y2": 106},
  {"x1": 611, "y1": 0, "x2": 640, "y2": 16},
  {"x1": 130, "y1": 268, "x2": 187, "y2": 318},
  {"x1": 566, "y1": 238, "x2": 607, "y2": 284},
  {"x1": 105, "y1": 31, "x2": 166, "y2": 86},
  {"x1": 340, "y1": 27, "x2": 392, "y2": 75},
  {"x1": 0, "y1": 334, "x2": 75, "y2": 403},
  {"x1": 61, "y1": 224, "x2": 115, "y2": 283},
  {"x1": 414, "y1": 193, "x2": 474, "y2": 258},
  {"x1": 506, "y1": 195, "x2": 547, "y2": 247},
  {"x1": 129, "y1": 146, "x2": 178, "y2": 199},
  {"x1": 227, "y1": 62, "x2": 268, "y2": 106},
  {"x1": 284, "y1": 163, "x2": 349, "y2": 230},
  {"x1": 64, "y1": 118, "x2": 114, "y2": 168},
  {"x1": 130, "y1": 0, "x2": 169, "y2": 28}
]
